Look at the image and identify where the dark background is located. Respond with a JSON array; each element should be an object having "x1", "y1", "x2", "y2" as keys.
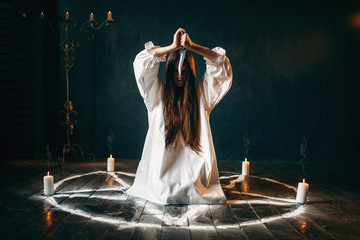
[{"x1": 1, "y1": 0, "x2": 360, "y2": 164}]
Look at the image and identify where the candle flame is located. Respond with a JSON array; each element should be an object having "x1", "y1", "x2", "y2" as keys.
[
  {"x1": 108, "y1": 11, "x2": 111, "y2": 13},
  {"x1": 245, "y1": 157, "x2": 248, "y2": 162},
  {"x1": 47, "y1": 171, "x2": 50, "y2": 176},
  {"x1": 300, "y1": 221, "x2": 307, "y2": 234},
  {"x1": 302, "y1": 178, "x2": 305, "y2": 183},
  {"x1": 110, "y1": 154, "x2": 112, "y2": 158}
]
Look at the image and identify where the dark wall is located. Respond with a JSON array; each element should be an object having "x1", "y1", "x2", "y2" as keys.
[
  {"x1": 0, "y1": 0, "x2": 48, "y2": 159},
  {"x1": 48, "y1": 0, "x2": 360, "y2": 163}
]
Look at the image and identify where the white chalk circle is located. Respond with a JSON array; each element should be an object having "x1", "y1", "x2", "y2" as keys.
[{"x1": 34, "y1": 170, "x2": 305, "y2": 229}]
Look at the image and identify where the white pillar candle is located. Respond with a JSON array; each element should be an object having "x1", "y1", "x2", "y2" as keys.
[
  {"x1": 296, "y1": 178, "x2": 309, "y2": 204},
  {"x1": 107, "y1": 154, "x2": 115, "y2": 172},
  {"x1": 43, "y1": 171, "x2": 54, "y2": 195},
  {"x1": 242, "y1": 158, "x2": 250, "y2": 176}
]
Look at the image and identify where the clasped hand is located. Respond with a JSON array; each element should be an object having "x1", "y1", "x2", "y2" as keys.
[{"x1": 172, "y1": 28, "x2": 193, "y2": 51}]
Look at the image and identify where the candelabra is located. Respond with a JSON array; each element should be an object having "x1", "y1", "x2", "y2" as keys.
[{"x1": 39, "y1": 11, "x2": 114, "y2": 165}]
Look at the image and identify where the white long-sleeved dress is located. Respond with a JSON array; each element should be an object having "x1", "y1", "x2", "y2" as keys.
[{"x1": 126, "y1": 42, "x2": 233, "y2": 205}]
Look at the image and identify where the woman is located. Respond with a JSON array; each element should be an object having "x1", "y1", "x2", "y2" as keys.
[{"x1": 127, "y1": 28, "x2": 233, "y2": 205}]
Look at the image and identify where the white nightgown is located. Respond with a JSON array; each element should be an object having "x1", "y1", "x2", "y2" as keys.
[{"x1": 126, "y1": 41, "x2": 233, "y2": 205}]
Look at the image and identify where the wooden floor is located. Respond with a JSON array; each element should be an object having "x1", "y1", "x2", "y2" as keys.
[{"x1": 0, "y1": 159, "x2": 359, "y2": 240}]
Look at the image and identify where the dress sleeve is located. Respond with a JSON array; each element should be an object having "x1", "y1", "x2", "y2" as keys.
[
  {"x1": 198, "y1": 47, "x2": 233, "y2": 112},
  {"x1": 133, "y1": 41, "x2": 166, "y2": 111}
]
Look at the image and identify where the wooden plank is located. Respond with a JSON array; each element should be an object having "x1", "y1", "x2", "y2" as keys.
[
  {"x1": 271, "y1": 162, "x2": 360, "y2": 216},
  {"x1": 189, "y1": 226, "x2": 219, "y2": 240},
  {"x1": 226, "y1": 162, "x2": 332, "y2": 240},
  {"x1": 263, "y1": 162, "x2": 355, "y2": 239},
  {"x1": 74, "y1": 176, "x2": 125, "y2": 239},
  {"x1": 163, "y1": 205, "x2": 189, "y2": 227},
  {"x1": 188, "y1": 205, "x2": 218, "y2": 240},
  {"x1": 217, "y1": 163, "x2": 251, "y2": 239},
  {"x1": 215, "y1": 227, "x2": 247, "y2": 240},
  {"x1": 1, "y1": 160, "x2": 360, "y2": 240},
  {"x1": 285, "y1": 214, "x2": 337, "y2": 240},
  {"x1": 44, "y1": 173, "x2": 121, "y2": 239},
  {"x1": 241, "y1": 224, "x2": 276, "y2": 240},
  {"x1": 210, "y1": 200, "x2": 239, "y2": 227},
  {"x1": 9, "y1": 166, "x2": 99, "y2": 238},
  {"x1": 101, "y1": 195, "x2": 147, "y2": 239},
  {"x1": 43, "y1": 213, "x2": 90, "y2": 240},
  {"x1": 54, "y1": 172, "x2": 110, "y2": 208},
  {"x1": 301, "y1": 203, "x2": 360, "y2": 240},
  {"x1": 132, "y1": 214, "x2": 163, "y2": 240},
  {"x1": 209, "y1": 204, "x2": 248, "y2": 240},
  {"x1": 264, "y1": 217, "x2": 306, "y2": 240},
  {"x1": 142, "y1": 200, "x2": 166, "y2": 216},
  {"x1": 161, "y1": 227, "x2": 191, "y2": 240},
  {"x1": 230, "y1": 203, "x2": 258, "y2": 223},
  {"x1": 119, "y1": 195, "x2": 146, "y2": 223},
  {"x1": 11, "y1": 208, "x2": 70, "y2": 240}
]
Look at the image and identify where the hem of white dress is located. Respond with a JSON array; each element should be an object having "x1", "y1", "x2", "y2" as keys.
[{"x1": 126, "y1": 186, "x2": 227, "y2": 205}]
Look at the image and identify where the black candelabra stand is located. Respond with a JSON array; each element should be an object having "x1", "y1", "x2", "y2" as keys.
[{"x1": 39, "y1": 11, "x2": 114, "y2": 165}]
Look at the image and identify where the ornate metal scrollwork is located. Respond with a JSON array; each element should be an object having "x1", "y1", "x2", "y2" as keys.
[{"x1": 40, "y1": 12, "x2": 114, "y2": 165}]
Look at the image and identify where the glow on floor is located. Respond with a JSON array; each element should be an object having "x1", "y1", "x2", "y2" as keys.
[{"x1": 32, "y1": 170, "x2": 307, "y2": 230}]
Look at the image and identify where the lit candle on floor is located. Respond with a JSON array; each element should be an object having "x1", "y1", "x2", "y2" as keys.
[
  {"x1": 242, "y1": 157, "x2": 250, "y2": 176},
  {"x1": 296, "y1": 178, "x2": 309, "y2": 204},
  {"x1": 107, "y1": 154, "x2": 115, "y2": 172},
  {"x1": 43, "y1": 171, "x2": 54, "y2": 195},
  {"x1": 90, "y1": 13, "x2": 94, "y2": 21}
]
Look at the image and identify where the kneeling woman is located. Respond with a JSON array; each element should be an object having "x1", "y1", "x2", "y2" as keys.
[{"x1": 127, "y1": 28, "x2": 233, "y2": 205}]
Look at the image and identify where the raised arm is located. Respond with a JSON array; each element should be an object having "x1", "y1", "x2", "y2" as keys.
[
  {"x1": 179, "y1": 31, "x2": 232, "y2": 111},
  {"x1": 180, "y1": 32, "x2": 221, "y2": 63}
]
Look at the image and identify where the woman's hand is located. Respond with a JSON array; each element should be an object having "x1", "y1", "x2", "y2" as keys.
[
  {"x1": 153, "y1": 28, "x2": 185, "y2": 57},
  {"x1": 180, "y1": 32, "x2": 194, "y2": 50},
  {"x1": 171, "y1": 28, "x2": 186, "y2": 51}
]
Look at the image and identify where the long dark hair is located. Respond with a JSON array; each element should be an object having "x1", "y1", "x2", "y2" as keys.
[{"x1": 163, "y1": 50, "x2": 201, "y2": 153}]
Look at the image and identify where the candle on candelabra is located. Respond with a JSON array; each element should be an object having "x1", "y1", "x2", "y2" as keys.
[
  {"x1": 90, "y1": 13, "x2": 94, "y2": 21},
  {"x1": 107, "y1": 154, "x2": 115, "y2": 172},
  {"x1": 296, "y1": 178, "x2": 309, "y2": 204},
  {"x1": 65, "y1": 11, "x2": 70, "y2": 21},
  {"x1": 43, "y1": 171, "x2": 54, "y2": 195},
  {"x1": 40, "y1": 12, "x2": 45, "y2": 19},
  {"x1": 107, "y1": 11, "x2": 114, "y2": 22},
  {"x1": 242, "y1": 157, "x2": 250, "y2": 176}
]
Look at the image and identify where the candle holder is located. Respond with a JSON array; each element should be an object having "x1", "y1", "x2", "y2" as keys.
[{"x1": 39, "y1": 11, "x2": 114, "y2": 165}]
